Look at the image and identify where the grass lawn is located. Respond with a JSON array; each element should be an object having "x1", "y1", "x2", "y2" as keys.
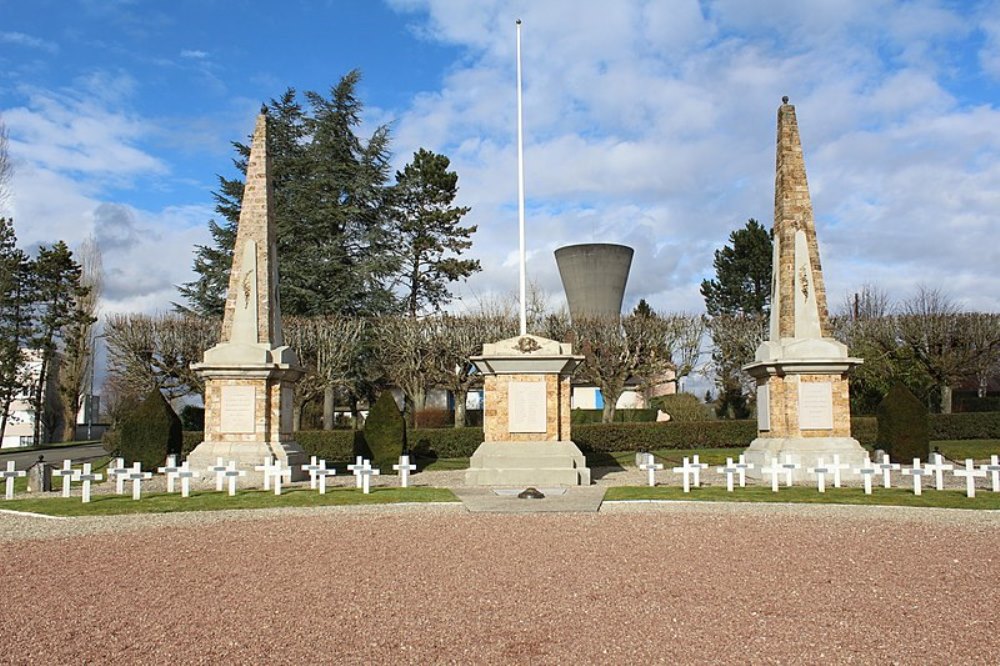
[
  {"x1": 0, "y1": 485, "x2": 458, "y2": 517},
  {"x1": 932, "y1": 440, "x2": 1000, "y2": 461},
  {"x1": 604, "y1": 484, "x2": 1000, "y2": 510},
  {"x1": 8, "y1": 456, "x2": 111, "y2": 495}
]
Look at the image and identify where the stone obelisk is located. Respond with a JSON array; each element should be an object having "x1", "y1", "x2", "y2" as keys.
[
  {"x1": 187, "y1": 109, "x2": 307, "y2": 481},
  {"x1": 742, "y1": 97, "x2": 866, "y2": 476}
]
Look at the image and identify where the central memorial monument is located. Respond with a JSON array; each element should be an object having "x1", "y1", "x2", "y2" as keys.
[
  {"x1": 465, "y1": 335, "x2": 590, "y2": 486},
  {"x1": 187, "y1": 109, "x2": 307, "y2": 481},
  {"x1": 742, "y1": 97, "x2": 866, "y2": 476}
]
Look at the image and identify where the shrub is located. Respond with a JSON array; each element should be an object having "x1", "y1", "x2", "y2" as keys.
[
  {"x1": 570, "y1": 409, "x2": 658, "y2": 424},
  {"x1": 295, "y1": 429, "x2": 360, "y2": 463},
  {"x1": 408, "y1": 427, "x2": 484, "y2": 458},
  {"x1": 572, "y1": 420, "x2": 757, "y2": 453},
  {"x1": 929, "y1": 412, "x2": 1000, "y2": 440},
  {"x1": 364, "y1": 391, "x2": 406, "y2": 471},
  {"x1": 850, "y1": 417, "x2": 877, "y2": 448},
  {"x1": 414, "y1": 408, "x2": 452, "y2": 429},
  {"x1": 877, "y1": 384, "x2": 929, "y2": 463},
  {"x1": 179, "y1": 405, "x2": 205, "y2": 431},
  {"x1": 117, "y1": 389, "x2": 183, "y2": 470},
  {"x1": 648, "y1": 393, "x2": 716, "y2": 422}
]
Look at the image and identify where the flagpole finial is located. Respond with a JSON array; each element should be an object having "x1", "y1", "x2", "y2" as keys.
[{"x1": 516, "y1": 18, "x2": 522, "y2": 24}]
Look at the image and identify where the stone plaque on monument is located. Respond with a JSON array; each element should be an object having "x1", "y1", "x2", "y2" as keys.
[
  {"x1": 798, "y1": 382, "x2": 833, "y2": 430},
  {"x1": 221, "y1": 385, "x2": 256, "y2": 433},
  {"x1": 280, "y1": 386, "x2": 294, "y2": 433},
  {"x1": 757, "y1": 384, "x2": 770, "y2": 431},
  {"x1": 508, "y1": 381, "x2": 547, "y2": 433}
]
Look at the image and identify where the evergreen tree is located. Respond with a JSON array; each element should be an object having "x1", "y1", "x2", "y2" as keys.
[
  {"x1": 178, "y1": 72, "x2": 399, "y2": 317},
  {"x1": 389, "y1": 148, "x2": 478, "y2": 316},
  {"x1": 700, "y1": 219, "x2": 773, "y2": 316},
  {"x1": 29, "y1": 241, "x2": 90, "y2": 444},
  {"x1": 0, "y1": 218, "x2": 33, "y2": 443}
]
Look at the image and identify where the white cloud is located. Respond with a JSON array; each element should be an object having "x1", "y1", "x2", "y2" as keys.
[
  {"x1": 391, "y1": 0, "x2": 1000, "y2": 317},
  {"x1": 180, "y1": 49, "x2": 208, "y2": 59},
  {"x1": 0, "y1": 31, "x2": 58, "y2": 53}
]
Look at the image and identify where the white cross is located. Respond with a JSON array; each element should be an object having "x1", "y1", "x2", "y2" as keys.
[
  {"x1": 73, "y1": 463, "x2": 103, "y2": 503},
  {"x1": 393, "y1": 454, "x2": 417, "y2": 488},
  {"x1": 175, "y1": 462, "x2": 200, "y2": 498},
  {"x1": 359, "y1": 461, "x2": 380, "y2": 494},
  {"x1": 761, "y1": 457, "x2": 782, "y2": 492},
  {"x1": 853, "y1": 455, "x2": 878, "y2": 495},
  {"x1": 808, "y1": 458, "x2": 831, "y2": 493},
  {"x1": 315, "y1": 461, "x2": 336, "y2": 494},
  {"x1": 924, "y1": 453, "x2": 954, "y2": 491},
  {"x1": 716, "y1": 457, "x2": 739, "y2": 492},
  {"x1": 829, "y1": 454, "x2": 850, "y2": 489},
  {"x1": 125, "y1": 462, "x2": 152, "y2": 500},
  {"x1": 734, "y1": 455, "x2": 754, "y2": 488},
  {"x1": 255, "y1": 457, "x2": 275, "y2": 491},
  {"x1": 208, "y1": 457, "x2": 229, "y2": 492},
  {"x1": 671, "y1": 457, "x2": 697, "y2": 493},
  {"x1": 690, "y1": 455, "x2": 708, "y2": 487},
  {"x1": 347, "y1": 456, "x2": 366, "y2": 489},
  {"x1": 980, "y1": 455, "x2": 1000, "y2": 493},
  {"x1": 108, "y1": 457, "x2": 129, "y2": 494},
  {"x1": 267, "y1": 460, "x2": 292, "y2": 496},
  {"x1": 876, "y1": 454, "x2": 900, "y2": 489},
  {"x1": 901, "y1": 458, "x2": 928, "y2": 496},
  {"x1": 953, "y1": 458, "x2": 986, "y2": 499},
  {"x1": 158, "y1": 455, "x2": 182, "y2": 493},
  {"x1": 1, "y1": 460, "x2": 26, "y2": 500},
  {"x1": 301, "y1": 456, "x2": 323, "y2": 490},
  {"x1": 223, "y1": 461, "x2": 247, "y2": 496},
  {"x1": 780, "y1": 455, "x2": 800, "y2": 487},
  {"x1": 54, "y1": 459, "x2": 76, "y2": 498}
]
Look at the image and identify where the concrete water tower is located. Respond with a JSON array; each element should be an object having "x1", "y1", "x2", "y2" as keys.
[{"x1": 554, "y1": 243, "x2": 634, "y2": 320}]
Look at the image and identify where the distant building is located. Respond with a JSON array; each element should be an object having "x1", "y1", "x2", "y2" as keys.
[{"x1": 1, "y1": 350, "x2": 43, "y2": 448}]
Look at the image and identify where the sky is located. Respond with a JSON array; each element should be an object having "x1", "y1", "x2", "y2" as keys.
[{"x1": 3, "y1": 0, "x2": 1000, "y2": 325}]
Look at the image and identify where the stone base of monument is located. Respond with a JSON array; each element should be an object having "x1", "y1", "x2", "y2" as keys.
[
  {"x1": 743, "y1": 436, "x2": 867, "y2": 482},
  {"x1": 186, "y1": 440, "x2": 308, "y2": 482},
  {"x1": 465, "y1": 441, "x2": 591, "y2": 486}
]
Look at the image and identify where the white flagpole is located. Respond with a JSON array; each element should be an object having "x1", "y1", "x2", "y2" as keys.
[{"x1": 515, "y1": 18, "x2": 527, "y2": 337}]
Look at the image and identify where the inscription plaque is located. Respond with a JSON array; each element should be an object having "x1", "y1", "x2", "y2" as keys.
[
  {"x1": 757, "y1": 384, "x2": 771, "y2": 431},
  {"x1": 221, "y1": 385, "x2": 256, "y2": 433},
  {"x1": 798, "y1": 382, "x2": 833, "y2": 430},
  {"x1": 508, "y1": 381, "x2": 547, "y2": 433},
  {"x1": 280, "y1": 386, "x2": 294, "y2": 432}
]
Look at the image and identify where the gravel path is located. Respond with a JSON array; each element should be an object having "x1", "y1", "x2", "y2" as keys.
[{"x1": 2, "y1": 502, "x2": 998, "y2": 664}]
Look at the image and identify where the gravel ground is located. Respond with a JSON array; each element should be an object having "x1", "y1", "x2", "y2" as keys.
[{"x1": 2, "y1": 502, "x2": 999, "y2": 664}]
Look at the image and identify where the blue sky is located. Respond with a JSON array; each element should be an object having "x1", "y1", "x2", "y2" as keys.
[{"x1": 3, "y1": 0, "x2": 1000, "y2": 322}]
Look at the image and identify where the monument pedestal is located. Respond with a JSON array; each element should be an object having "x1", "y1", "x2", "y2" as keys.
[
  {"x1": 743, "y1": 340, "x2": 866, "y2": 479},
  {"x1": 465, "y1": 335, "x2": 590, "y2": 487},
  {"x1": 187, "y1": 360, "x2": 308, "y2": 482}
]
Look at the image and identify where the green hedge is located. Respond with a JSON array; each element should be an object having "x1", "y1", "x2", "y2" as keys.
[
  {"x1": 103, "y1": 411, "x2": 1000, "y2": 465},
  {"x1": 930, "y1": 412, "x2": 1000, "y2": 440},
  {"x1": 570, "y1": 409, "x2": 658, "y2": 424}
]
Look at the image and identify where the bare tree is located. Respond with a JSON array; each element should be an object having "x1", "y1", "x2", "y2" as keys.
[
  {"x1": 840, "y1": 282, "x2": 892, "y2": 320},
  {"x1": 572, "y1": 313, "x2": 675, "y2": 423},
  {"x1": 104, "y1": 313, "x2": 218, "y2": 401},
  {"x1": 435, "y1": 313, "x2": 515, "y2": 427},
  {"x1": 706, "y1": 313, "x2": 767, "y2": 417},
  {"x1": 374, "y1": 315, "x2": 445, "y2": 427},
  {"x1": 285, "y1": 315, "x2": 367, "y2": 429},
  {"x1": 895, "y1": 286, "x2": 991, "y2": 413},
  {"x1": 58, "y1": 236, "x2": 103, "y2": 440}
]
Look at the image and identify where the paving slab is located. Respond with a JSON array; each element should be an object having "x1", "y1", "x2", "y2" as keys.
[{"x1": 452, "y1": 485, "x2": 604, "y2": 513}]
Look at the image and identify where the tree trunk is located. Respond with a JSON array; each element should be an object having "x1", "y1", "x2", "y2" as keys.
[
  {"x1": 33, "y1": 351, "x2": 50, "y2": 445},
  {"x1": 323, "y1": 386, "x2": 335, "y2": 430},
  {"x1": 941, "y1": 385, "x2": 953, "y2": 414},
  {"x1": 454, "y1": 389, "x2": 467, "y2": 428},
  {"x1": 602, "y1": 395, "x2": 618, "y2": 424}
]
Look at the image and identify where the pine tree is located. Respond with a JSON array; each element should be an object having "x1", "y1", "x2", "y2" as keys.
[
  {"x1": 0, "y1": 218, "x2": 33, "y2": 443},
  {"x1": 30, "y1": 241, "x2": 90, "y2": 444},
  {"x1": 389, "y1": 148, "x2": 478, "y2": 316},
  {"x1": 178, "y1": 72, "x2": 399, "y2": 317},
  {"x1": 700, "y1": 219, "x2": 773, "y2": 317}
]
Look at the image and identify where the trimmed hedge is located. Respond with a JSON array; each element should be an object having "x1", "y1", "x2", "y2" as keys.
[
  {"x1": 364, "y1": 392, "x2": 406, "y2": 471},
  {"x1": 877, "y1": 384, "x2": 930, "y2": 463},
  {"x1": 102, "y1": 411, "x2": 1000, "y2": 467},
  {"x1": 117, "y1": 389, "x2": 183, "y2": 470},
  {"x1": 930, "y1": 412, "x2": 1000, "y2": 440},
  {"x1": 570, "y1": 409, "x2": 659, "y2": 424}
]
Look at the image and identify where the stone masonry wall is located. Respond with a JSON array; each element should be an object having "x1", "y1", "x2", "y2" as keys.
[{"x1": 483, "y1": 373, "x2": 571, "y2": 442}]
